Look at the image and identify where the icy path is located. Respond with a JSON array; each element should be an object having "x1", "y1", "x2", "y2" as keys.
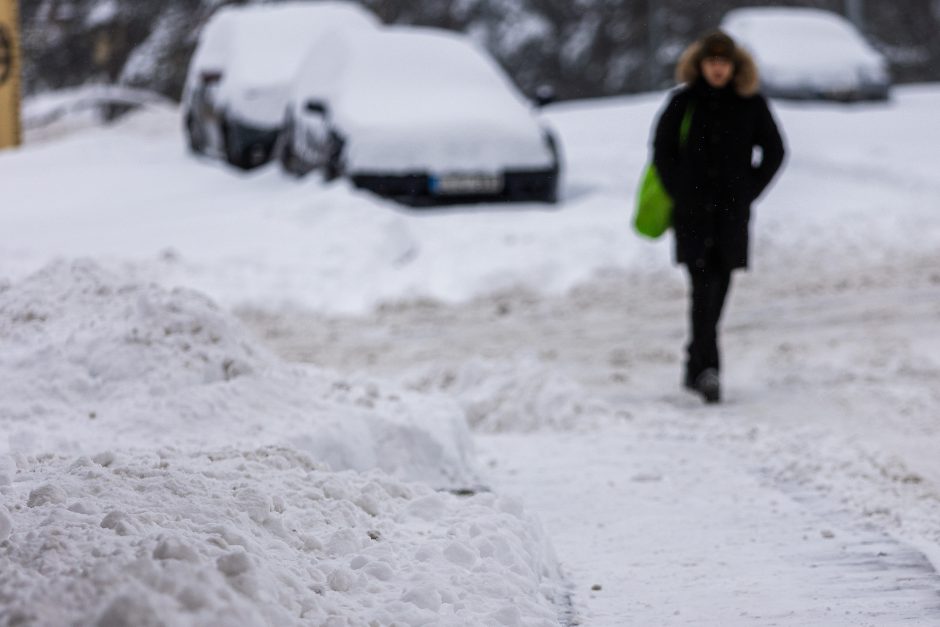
[
  {"x1": 243, "y1": 257, "x2": 940, "y2": 624},
  {"x1": 479, "y1": 429, "x2": 940, "y2": 625}
]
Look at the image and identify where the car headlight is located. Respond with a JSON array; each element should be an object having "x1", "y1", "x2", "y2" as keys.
[
  {"x1": 542, "y1": 129, "x2": 560, "y2": 167},
  {"x1": 857, "y1": 64, "x2": 887, "y2": 84}
]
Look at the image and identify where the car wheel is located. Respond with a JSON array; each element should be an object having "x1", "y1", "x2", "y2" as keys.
[
  {"x1": 246, "y1": 143, "x2": 269, "y2": 168},
  {"x1": 324, "y1": 131, "x2": 346, "y2": 182},
  {"x1": 544, "y1": 171, "x2": 561, "y2": 204},
  {"x1": 221, "y1": 119, "x2": 240, "y2": 168},
  {"x1": 279, "y1": 133, "x2": 304, "y2": 176},
  {"x1": 222, "y1": 119, "x2": 252, "y2": 170}
]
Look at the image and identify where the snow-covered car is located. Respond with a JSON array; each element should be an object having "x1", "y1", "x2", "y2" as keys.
[
  {"x1": 721, "y1": 7, "x2": 891, "y2": 102},
  {"x1": 278, "y1": 27, "x2": 561, "y2": 205},
  {"x1": 182, "y1": 2, "x2": 379, "y2": 170}
]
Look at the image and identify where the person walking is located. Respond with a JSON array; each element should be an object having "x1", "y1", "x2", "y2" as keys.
[{"x1": 652, "y1": 30, "x2": 785, "y2": 403}]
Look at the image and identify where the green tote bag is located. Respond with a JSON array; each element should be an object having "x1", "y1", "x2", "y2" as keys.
[{"x1": 634, "y1": 106, "x2": 694, "y2": 239}]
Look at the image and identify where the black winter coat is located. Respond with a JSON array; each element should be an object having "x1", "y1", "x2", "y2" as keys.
[{"x1": 653, "y1": 78, "x2": 785, "y2": 270}]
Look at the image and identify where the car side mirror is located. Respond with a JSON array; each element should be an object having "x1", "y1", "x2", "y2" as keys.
[
  {"x1": 200, "y1": 70, "x2": 223, "y2": 85},
  {"x1": 304, "y1": 100, "x2": 329, "y2": 116},
  {"x1": 534, "y1": 85, "x2": 556, "y2": 108}
]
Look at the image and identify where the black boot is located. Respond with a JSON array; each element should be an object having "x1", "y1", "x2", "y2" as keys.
[{"x1": 693, "y1": 368, "x2": 721, "y2": 404}]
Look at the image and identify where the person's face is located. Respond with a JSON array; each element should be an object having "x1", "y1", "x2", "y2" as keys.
[{"x1": 702, "y1": 57, "x2": 734, "y2": 88}]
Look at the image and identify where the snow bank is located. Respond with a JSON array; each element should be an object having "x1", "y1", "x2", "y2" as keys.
[
  {"x1": 0, "y1": 258, "x2": 271, "y2": 392},
  {"x1": 22, "y1": 86, "x2": 176, "y2": 144},
  {"x1": 23, "y1": 86, "x2": 175, "y2": 128},
  {"x1": 405, "y1": 358, "x2": 613, "y2": 433},
  {"x1": 0, "y1": 261, "x2": 566, "y2": 624},
  {"x1": 0, "y1": 446, "x2": 563, "y2": 626},
  {"x1": 0, "y1": 260, "x2": 477, "y2": 488}
]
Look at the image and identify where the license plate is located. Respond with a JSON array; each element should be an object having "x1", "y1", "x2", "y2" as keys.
[
  {"x1": 430, "y1": 173, "x2": 504, "y2": 195},
  {"x1": 824, "y1": 88, "x2": 855, "y2": 101}
]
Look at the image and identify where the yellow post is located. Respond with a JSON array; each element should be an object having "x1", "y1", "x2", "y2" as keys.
[{"x1": 0, "y1": 0, "x2": 21, "y2": 150}]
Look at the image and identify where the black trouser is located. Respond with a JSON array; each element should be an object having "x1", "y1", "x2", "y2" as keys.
[{"x1": 685, "y1": 255, "x2": 733, "y2": 384}]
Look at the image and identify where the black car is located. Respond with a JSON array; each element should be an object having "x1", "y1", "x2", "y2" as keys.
[{"x1": 279, "y1": 27, "x2": 561, "y2": 205}]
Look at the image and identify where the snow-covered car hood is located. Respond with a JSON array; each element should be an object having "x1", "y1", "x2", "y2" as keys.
[
  {"x1": 336, "y1": 102, "x2": 556, "y2": 174},
  {"x1": 223, "y1": 83, "x2": 292, "y2": 130}
]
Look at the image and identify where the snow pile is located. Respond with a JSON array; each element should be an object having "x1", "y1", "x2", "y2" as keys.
[
  {"x1": 0, "y1": 446, "x2": 563, "y2": 626},
  {"x1": 22, "y1": 85, "x2": 176, "y2": 144},
  {"x1": 0, "y1": 257, "x2": 272, "y2": 393},
  {"x1": 0, "y1": 260, "x2": 477, "y2": 488},
  {"x1": 0, "y1": 261, "x2": 566, "y2": 624},
  {"x1": 406, "y1": 358, "x2": 613, "y2": 433}
]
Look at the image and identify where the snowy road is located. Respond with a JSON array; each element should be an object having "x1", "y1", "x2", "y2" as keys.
[
  {"x1": 482, "y1": 431, "x2": 939, "y2": 626},
  {"x1": 241, "y1": 256, "x2": 940, "y2": 624}
]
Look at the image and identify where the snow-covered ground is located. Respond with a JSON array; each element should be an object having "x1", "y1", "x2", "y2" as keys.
[
  {"x1": 2, "y1": 85, "x2": 940, "y2": 624},
  {"x1": 2, "y1": 445, "x2": 562, "y2": 625},
  {"x1": 254, "y1": 260, "x2": 940, "y2": 624},
  {"x1": 0, "y1": 261, "x2": 564, "y2": 625},
  {"x1": 6, "y1": 86, "x2": 940, "y2": 313}
]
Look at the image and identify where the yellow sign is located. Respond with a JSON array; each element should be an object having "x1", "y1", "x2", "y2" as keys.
[{"x1": 0, "y1": 0, "x2": 21, "y2": 149}]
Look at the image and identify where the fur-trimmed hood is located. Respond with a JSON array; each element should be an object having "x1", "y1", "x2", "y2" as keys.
[{"x1": 675, "y1": 39, "x2": 760, "y2": 97}]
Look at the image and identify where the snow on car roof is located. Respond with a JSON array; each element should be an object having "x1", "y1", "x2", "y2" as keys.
[
  {"x1": 294, "y1": 26, "x2": 533, "y2": 128},
  {"x1": 722, "y1": 7, "x2": 885, "y2": 73},
  {"x1": 188, "y1": 1, "x2": 379, "y2": 88},
  {"x1": 343, "y1": 28, "x2": 517, "y2": 93}
]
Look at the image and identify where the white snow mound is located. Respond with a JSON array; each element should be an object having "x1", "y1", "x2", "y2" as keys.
[
  {"x1": 0, "y1": 260, "x2": 477, "y2": 488},
  {"x1": 0, "y1": 258, "x2": 273, "y2": 392},
  {"x1": 406, "y1": 358, "x2": 613, "y2": 433},
  {"x1": 0, "y1": 446, "x2": 563, "y2": 626}
]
